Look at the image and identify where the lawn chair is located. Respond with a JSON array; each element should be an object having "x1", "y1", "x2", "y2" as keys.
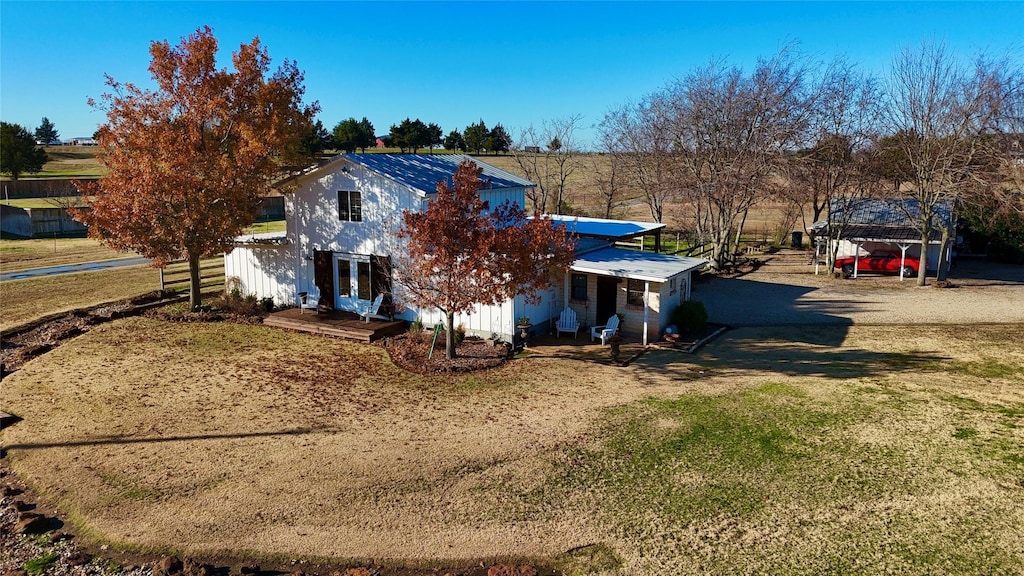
[
  {"x1": 556, "y1": 308, "x2": 580, "y2": 338},
  {"x1": 590, "y1": 314, "x2": 620, "y2": 345},
  {"x1": 359, "y1": 294, "x2": 388, "y2": 322},
  {"x1": 298, "y1": 291, "x2": 319, "y2": 314}
]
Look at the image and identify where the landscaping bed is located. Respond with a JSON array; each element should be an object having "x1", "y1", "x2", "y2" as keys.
[{"x1": 383, "y1": 332, "x2": 511, "y2": 374}]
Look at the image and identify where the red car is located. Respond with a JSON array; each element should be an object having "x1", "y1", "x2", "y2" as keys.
[{"x1": 835, "y1": 250, "x2": 919, "y2": 276}]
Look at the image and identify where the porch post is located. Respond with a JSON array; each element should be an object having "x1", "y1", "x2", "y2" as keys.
[
  {"x1": 898, "y1": 244, "x2": 910, "y2": 281},
  {"x1": 564, "y1": 270, "x2": 569, "y2": 308},
  {"x1": 643, "y1": 281, "x2": 650, "y2": 346},
  {"x1": 813, "y1": 241, "x2": 821, "y2": 275},
  {"x1": 853, "y1": 242, "x2": 862, "y2": 278}
]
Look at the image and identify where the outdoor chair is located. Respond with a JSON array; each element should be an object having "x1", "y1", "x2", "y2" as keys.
[
  {"x1": 556, "y1": 308, "x2": 580, "y2": 338},
  {"x1": 298, "y1": 291, "x2": 319, "y2": 314},
  {"x1": 359, "y1": 294, "x2": 388, "y2": 322},
  {"x1": 590, "y1": 314, "x2": 620, "y2": 345}
]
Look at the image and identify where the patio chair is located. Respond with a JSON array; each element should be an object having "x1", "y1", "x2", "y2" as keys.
[
  {"x1": 298, "y1": 291, "x2": 319, "y2": 314},
  {"x1": 556, "y1": 308, "x2": 580, "y2": 338},
  {"x1": 359, "y1": 294, "x2": 388, "y2": 322},
  {"x1": 590, "y1": 314, "x2": 620, "y2": 345}
]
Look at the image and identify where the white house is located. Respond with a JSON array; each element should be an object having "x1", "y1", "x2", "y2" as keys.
[{"x1": 225, "y1": 154, "x2": 705, "y2": 343}]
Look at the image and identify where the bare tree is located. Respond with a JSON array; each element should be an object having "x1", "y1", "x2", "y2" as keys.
[
  {"x1": 591, "y1": 153, "x2": 627, "y2": 219},
  {"x1": 789, "y1": 60, "x2": 880, "y2": 228},
  {"x1": 880, "y1": 42, "x2": 1016, "y2": 284},
  {"x1": 510, "y1": 114, "x2": 584, "y2": 215},
  {"x1": 600, "y1": 99, "x2": 677, "y2": 224},
  {"x1": 664, "y1": 48, "x2": 813, "y2": 270}
]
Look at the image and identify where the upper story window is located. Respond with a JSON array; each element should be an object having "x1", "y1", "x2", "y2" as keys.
[
  {"x1": 338, "y1": 190, "x2": 362, "y2": 222},
  {"x1": 570, "y1": 273, "x2": 588, "y2": 301}
]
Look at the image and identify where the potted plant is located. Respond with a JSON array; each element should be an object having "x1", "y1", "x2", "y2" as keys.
[
  {"x1": 516, "y1": 316, "x2": 532, "y2": 340},
  {"x1": 608, "y1": 333, "x2": 622, "y2": 361}
]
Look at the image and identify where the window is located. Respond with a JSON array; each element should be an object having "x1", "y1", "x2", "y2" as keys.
[
  {"x1": 570, "y1": 273, "x2": 588, "y2": 301},
  {"x1": 626, "y1": 279, "x2": 645, "y2": 307},
  {"x1": 356, "y1": 261, "x2": 371, "y2": 300},
  {"x1": 669, "y1": 277, "x2": 677, "y2": 296},
  {"x1": 338, "y1": 190, "x2": 362, "y2": 222},
  {"x1": 337, "y1": 260, "x2": 351, "y2": 297}
]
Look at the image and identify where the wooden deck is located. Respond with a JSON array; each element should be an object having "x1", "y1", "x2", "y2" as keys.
[{"x1": 263, "y1": 308, "x2": 406, "y2": 342}]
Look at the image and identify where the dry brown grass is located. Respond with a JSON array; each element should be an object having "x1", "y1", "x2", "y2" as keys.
[
  {"x1": 0, "y1": 266, "x2": 162, "y2": 332},
  {"x1": 0, "y1": 238, "x2": 133, "y2": 273},
  {"x1": 1, "y1": 319, "x2": 1022, "y2": 574}
]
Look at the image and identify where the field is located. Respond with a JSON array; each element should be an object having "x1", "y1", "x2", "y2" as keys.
[
  {"x1": 0, "y1": 238, "x2": 132, "y2": 272},
  {"x1": 1, "y1": 317, "x2": 1022, "y2": 574}
]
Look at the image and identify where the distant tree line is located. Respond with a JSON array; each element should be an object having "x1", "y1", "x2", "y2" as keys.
[{"x1": 307, "y1": 117, "x2": 511, "y2": 155}]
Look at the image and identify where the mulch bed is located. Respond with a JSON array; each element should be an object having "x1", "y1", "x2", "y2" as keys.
[
  {"x1": 382, "y1": 332, "x2": 511, "y2": 374},
  {"x1": 0, "y1": 290, "x2": 183, "y2": 380}
]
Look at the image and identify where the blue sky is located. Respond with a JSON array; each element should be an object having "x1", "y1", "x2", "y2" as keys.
[{"x1": 2, "y1": 1, "x2": 1021, "y2": 148}]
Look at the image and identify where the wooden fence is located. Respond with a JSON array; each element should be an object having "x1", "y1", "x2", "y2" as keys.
[{"x1": 159, "y1": 258, "x2": 225, "y2": 294}]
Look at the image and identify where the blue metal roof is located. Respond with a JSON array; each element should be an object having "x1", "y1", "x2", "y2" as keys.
[
  {"x1": 343, "y1": 154, "x2": 534, "y2": 194},
  {"x1": 544, "y1": 214, "x2": 666, "y2": 239}
]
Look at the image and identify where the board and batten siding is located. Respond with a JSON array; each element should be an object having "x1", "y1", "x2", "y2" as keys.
[{"x1": 224, "y1": 244, "x2": 297, "y2": 306}]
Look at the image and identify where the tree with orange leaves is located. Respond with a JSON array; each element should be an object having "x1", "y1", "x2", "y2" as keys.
[
  {"x1": 73, "y1": 26, "x2": 317, "y2": 309},
  {"x1": 396, "y1": 159, "x2": 576, "y2": 359}
]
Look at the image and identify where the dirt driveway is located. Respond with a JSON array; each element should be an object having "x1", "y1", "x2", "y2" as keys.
[{"x1": 697, "y1": 253, "x2": 1024, "y2": 327}]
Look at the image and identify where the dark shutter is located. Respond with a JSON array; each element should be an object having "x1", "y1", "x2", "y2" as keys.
[
  {"x1": 370, "y1": 255, "x2": 393, "y2": 307},
  {"x1": 313, "y1": 250, "x2": 335, "y2": 310}
]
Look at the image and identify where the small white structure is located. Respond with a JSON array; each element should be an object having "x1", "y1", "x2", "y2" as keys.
[
  {"x1": 225, "y1": 154, "x2": 705, "y2": 343},
  {"x1": 809, "y1": 198, "x2": 955, "y2": 275}
]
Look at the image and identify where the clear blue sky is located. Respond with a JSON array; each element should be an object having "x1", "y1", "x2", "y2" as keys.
[{"x1": 2, "y1": 1, "x2": 1021, "y2": 148}]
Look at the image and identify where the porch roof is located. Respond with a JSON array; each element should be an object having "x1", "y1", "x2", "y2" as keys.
[{"x1": 570, "y1": 247, "x2": 706, "y2": 283}]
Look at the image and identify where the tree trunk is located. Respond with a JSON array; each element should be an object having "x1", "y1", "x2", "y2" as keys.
[
  {"x1": 445, "y1": 310, "x2": 456, "y2": 360},
  {"x1": 188, "y1": 251, "x2": 203, "y2": 310},
  {"x1": 917, "y1": 224, "x2": 930, "y2": 287},
  {"x1": 936, "y1": 225, "x2": 953, "y2": 282}
]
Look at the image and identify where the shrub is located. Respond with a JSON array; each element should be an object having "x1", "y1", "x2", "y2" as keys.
[
  {"x1": 455, "y1": 323, "x2": 466, "y2": 345},
  {"x1": 672, "y1": 300, "x2": 708, "y2": 333},
  {"x1": 410, "y1": 317, "x2": 424, "y2": 332}
]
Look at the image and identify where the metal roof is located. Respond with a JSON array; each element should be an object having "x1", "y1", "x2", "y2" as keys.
[
  {"x1": 810, "y1": 198, "x2": 953, "y2": 244},
  {"x1": 571, "y1": 247, "x2": 706, "y2": 283},
  {"x1": 544, "y1": 214, "x2": 665, "y2": 240},
  {"x1": 343, "y1": 153, "x2": 534, "y2": 194}
]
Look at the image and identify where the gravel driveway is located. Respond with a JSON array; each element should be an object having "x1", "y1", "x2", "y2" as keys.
[{"x1": 697, "y1": 253, "x2": 1024, "y2": 327}]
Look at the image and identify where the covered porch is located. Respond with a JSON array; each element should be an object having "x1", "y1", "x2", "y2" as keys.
[
  {"x1": 263, "y1": 308, "x2": 406, "y2": 342},
  {"x1": 560, "y1": 247, "x2": 706, "y2": 346}
]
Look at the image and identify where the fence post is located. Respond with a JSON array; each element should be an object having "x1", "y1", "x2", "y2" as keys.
[{"x1": 159, "y1": 267, "x2": 164, "y2": 291}]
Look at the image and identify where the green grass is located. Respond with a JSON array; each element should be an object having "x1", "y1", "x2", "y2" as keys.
[
  {"x1": 544, "y1": 377, "x2": 1024, "y2": 574},
  {"x1": 242, "y1": 218, "x2": 286, "y2": 235},
  {"x1": 23, "y1": 552, "x2": 59, "y2": 575},
  {"x1": 0, "y1": 198, "x2": 83, "y2": 209}
]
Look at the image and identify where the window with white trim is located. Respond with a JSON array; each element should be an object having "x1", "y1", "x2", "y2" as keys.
[
  {"x1": 626, "y1": 279, "x2": 645, "y2": 307},
  {"x1": 338, "y1": 190, "x2": 362, "y2": 222}
]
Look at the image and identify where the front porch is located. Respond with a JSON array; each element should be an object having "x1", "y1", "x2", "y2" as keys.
[{"x1": 263, "y1": 308, "x2": 406, "y2": 342}]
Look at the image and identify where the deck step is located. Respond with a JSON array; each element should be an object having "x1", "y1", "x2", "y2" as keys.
[{"x1": 263, "y1": 309, "x2": 405, "y2": 342}]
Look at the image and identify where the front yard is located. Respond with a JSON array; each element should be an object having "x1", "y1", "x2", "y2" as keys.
[{"x1": 1, "y1": 318, "x2": 1022, "y2": 574}]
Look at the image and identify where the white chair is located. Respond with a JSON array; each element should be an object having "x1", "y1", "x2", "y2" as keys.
[
  {"x1": 556, "y1": 308, "x2": 580, "y2": 338},
  {"x1": 359, "y1": 294, "x2": 388, "y2": 322},
  {"x1": 298, "y1": 291, "x2": 319, "y2": 314},
  {"x1": 590, "y1": 314, "x2": 620, "y2": 345}
]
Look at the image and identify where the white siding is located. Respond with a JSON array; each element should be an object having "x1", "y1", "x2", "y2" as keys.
[
  {"x1": 224, "y1": 244, "x2": 297, "y2": 306},
  {"x1": 228, "y1": 157, "x2": 536, "y2": 341}
]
